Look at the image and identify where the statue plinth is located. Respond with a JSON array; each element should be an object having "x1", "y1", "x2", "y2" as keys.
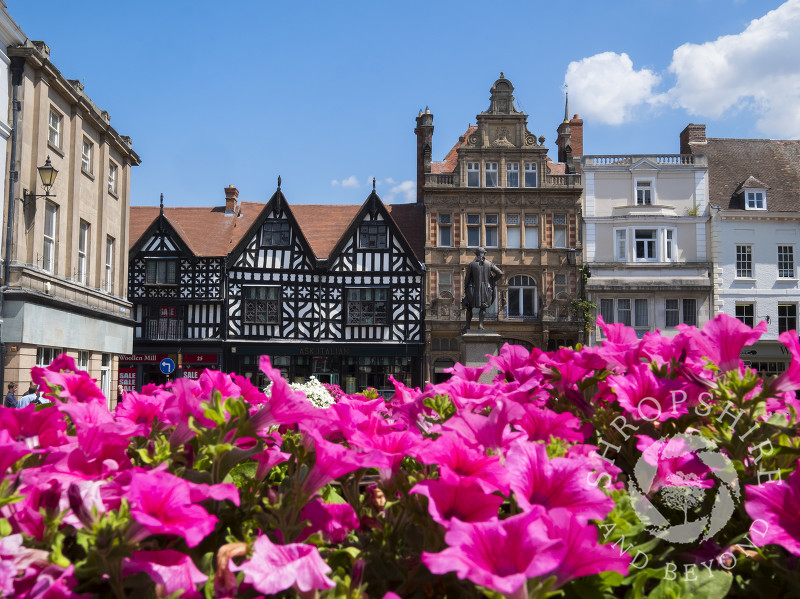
[{"x1": 460, "y1": 330, "x2": 502, "y2": 383}]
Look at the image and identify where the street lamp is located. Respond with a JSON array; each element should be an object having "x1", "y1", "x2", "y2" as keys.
[{"x1": 23, "y1": 156, "x2": 59, "y2": 202}]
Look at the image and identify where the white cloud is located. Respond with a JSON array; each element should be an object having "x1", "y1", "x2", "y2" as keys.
[
  {"x1": 331, "y1": 179, "x2": 340, "y2": 186},
  {"x1": 667, "y1": 0, "x2": 800, "y2": 136},
  {"x1": 563, "y1": 0, "x2": 800, "y2": 137},
  {"x1": 341, "y1": 175, "x2": 360, "y2": 188},
  {"x1": 384, "y1": 177, "x2": 396, "y2": 185},
  {"x1": 564, "y1": 52, "x2": 661, "y2": 125},
  {"x1": 385, "y1": 180, "x2": 416, "y2": 203}
]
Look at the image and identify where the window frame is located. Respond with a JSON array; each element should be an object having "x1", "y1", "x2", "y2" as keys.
[
  {"x1": 506, "y1": 214, "x2": 521, "y2": 248},
  {"x1": 484, "y1": 214, "x2": 498, "y2": 248},
  {"x1": 346, "y1": 287, "x2": 389, "y2": 325},
  {"x1": 554, "y1": 273, "x2": 568, "y2": 297},
  {"x1": 261, "y1": 219, "x2": 291, "y2": 247},
  {"x1": 736, "y1": 244, "x2": 753, "y2": 278},
  {"x1": 507, "y1": 274, "x2": 537, "y2": 318},
  {"x1": 745, "y1": 190, "x2": 766, "y2": 210},
  {"x1": 145, "y1": 259, "x2": 177, "y2": 285},
  {"x1": 48, "y1": 109, "x2": 62, "y2": 148},
  {"x1": 467, "y1": 162, "x2": 480, "y2": 187},
  {"x1": 778, "y1": 245, "x2": 795, "y2": 279},
  {"x1": 438, "y1": 213, "x2": 452, "y2": 247},
  {"x1": 634, "y1": 229, "x2": 658, "y2": 262},
  {"x1": 466, "y1": 214, "x2": 481, "y2": 247},
  {"x1": 437, "y1": 271, "x2": 453, "y2": 298},
  {"x1": 105, "y1": 236, "x2": 114, "y2": 293},
  {"x1": 635, "y1": 178, "x2": 654, "y2": 205},
  {"x1": 778, "y1": 303, "x2": 798, "y2": 334},
  {"x1": 524, "y1": 214, "x2": 539, "y2": 249},
  {"x1": 735, "y1": 303, "x2": 755, "y2": 327},
  {"x1": 358, "y1": 222, "x2": 388, "y2": 249},
  {"x1": 524, "y1": 162, "x2": 537, "y2": 188},
  {"x1": 485, "y1": 162, "x2": 498, "y2": 188},
  {"x1": 666, "y1": 298, "x2": 698, "y2": 328},
  {"x1": 614, "y1": 227, "x2": 677, "y2": 262},
  {"x1": 78, "y1": 220, "x2": 89, "y2": 284},
  {"x1": 506, "y1": 162, "x2": 519, "y2": 188},
  {"x1": 553, "y1": 214, "x2": 567, "y2": 249},
  {"x1": 43, "y1": 202, "x2": 57, "y2": 273},
  {"x1": 108, "y1": 162, "x2": 119, "y2": 196},
  {"x1": 81, "y1": 138, "x2": 93, "y2": 175},
  {"x1": 243, "y1": 286, "x2": 281, "y2": 325}
]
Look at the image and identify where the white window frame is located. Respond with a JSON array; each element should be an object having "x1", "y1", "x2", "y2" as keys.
[
  {"x1": 665, "y1": 299, "x2": 697, "y2": 328},
  {"x1": 81, "y1": 138, "x2": 93, "y2": 174},
  {"x1": 524, "y1": 214, "x2": 539, "y2": 249},
  {"x1": 438, "y1": 213, "x2": 452, "y2": 247},
  {"x1": 614, "y1": 227, "x2": 676, "y2": 262},
  {"x1": 634, "y1": 229, "x2": 658, "y2": 262},
  {"x1": 745, "y1": 190, "x2": 766, "y2": 210},
  {"x1": 524, "y1": 162, "x2": 537, "y2": 188},
  {"x1": 553, "y1": 214, "x2": 567, "y2": 249},
  {"x1": 467, "y1": 162, "x2": 480, "y2": 187},
  {"x1": 506, "y1": 214, "x2": 520, "y2": 248},
  {"x1": 778, "y1": 245, "x2": 795, "y2": 279},
  {"x1": 108, "y1": 162, "x2": 119, "y2": 196},
  {"x1": 43, "y1": 202, "x2": 57, "y2": 272},
  {"x1": 77, "y1": 350, "x2": 90, "y2": 372},
  {"x1": 507, "y1": 274, "x2": 537, "y2": 317},
  {"x1": 485, "y1": 214, "x2": 498, "y2": 248},
  {"x1": 37, "y1": 346, "x2": 63, "y2": 367},
  {"x1": 105, "y1": 236, "x2": 114, "y2": 293},
  {"x1": 736, "y1": 244, "x2": 753, "y2": 278},
  {"x1": 635, "y1": 178, "x2": 654, "y2": 205},
  {"x1": 78, "y1": 220, "x2": 89, "y2": 284},
  {"x1": 48, "y1": 109, "x2": 62, "y2": 148},
  {"x1": 485, "y1": 163, "x2": 498, "y2": 188},
  {"x1": 506, "y1": 162, "x2": 519, "y2": 188}
]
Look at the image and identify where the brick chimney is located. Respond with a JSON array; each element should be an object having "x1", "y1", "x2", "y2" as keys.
[
  {"x1": 568, "y1": 114, "x2": 583, "y2": 157},
  {"x1": 680, "y1": 124, "x2": 707, "y2": 154},
  {"x1": 225, "y1": 185, "x2": 239, "y2": 215},
  {"x1": 414, "y1": 108, "x2": 434, "y2": 203}
]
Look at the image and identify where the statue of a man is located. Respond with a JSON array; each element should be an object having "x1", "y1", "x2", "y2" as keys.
[{"x1": 462, "y1": 247, "x2": 503, "y2": 333}]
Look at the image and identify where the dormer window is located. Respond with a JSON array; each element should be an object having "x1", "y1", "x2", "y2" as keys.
[
  {"x1": 746, "y1": 190, "x2": 766, "y2": 210},
  {"x1": 636, "y1": 180, "x2": 653, "y2": 205}
]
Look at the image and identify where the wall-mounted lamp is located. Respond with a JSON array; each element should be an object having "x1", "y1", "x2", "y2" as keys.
[
  {"x1": 763, "y1": 315, "x2": 771, "y2": 324},
  {"x1": 567, "y1": 248, "x2": 577, "y2": 266},
  {"x1": 22, "y1": 156, "x2": 58, "y2": 203}
]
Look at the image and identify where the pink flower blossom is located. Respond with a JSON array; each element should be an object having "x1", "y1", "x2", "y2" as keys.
[
  {"x1": 122, "y1": 550, "x2": 207, "y2": 599},
  {"x1": 301, "y1": 431, "x2": 389, "y2": 496},
  {"x1": 608, "y1": 363, "x2": 697, "y2": 421},
  {"x1": 0, "y1": 403, "x2": 66, "y2": 448},
  {"x1": 231, "y1": 534, "x2": 335, "y2": 594},
  {"x1": 679, "y1": 313, "x2": 766, "y2": 373},
  {"x1": 515, "y1": 405, "x2": 588, "y2": 443},
  {"x1": 124, "y1": 470, "x2": 219, "y2": 547},
  {"x1": 411, "y1": 469, "x2": 505, "y2": 528},
  {"x1": 635, "y1": 435, "x2": 715, "y2": 492},
  {"x1": 31, "y1": 354, "x2": 106, "y2": 404},
  {"x1": 297, "y1": 497, "x2": 360, "y2": 543},
  {"x1": 114, "y1": 390, "x2": 167, "y2": 436},
  {"x1": 745, "y1": 462, "x2": 800, "y2": 556},
  {"x1": 416, "y1": 434, "x2": 509, "y2": 494},
  {"x1": 543, "y1": 507, "x2": 631, "y2": 586},
  {"x1": 506, "y1": 441, "x2": 614, "y2": 523},
  {"x1": 438, "y1": 400, "x2": 526, "y2": 453},
  {"x1": 769, "y1": 330, "x2": 800, "y2": 395},
  {"x1": 422, "y1": 508, "x2": 565, "y2": 597}
]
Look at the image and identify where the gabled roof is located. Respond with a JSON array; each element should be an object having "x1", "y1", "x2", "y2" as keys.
[
  {"x1": 703, "y1": 138, "x2": 800, "y2": 212},
  {"x1": 129, "y1": 202, "x2": 264, "y2": 256},
  {"x1": 732, "y1": 175, "x2": 769, "y2": 195},
  {"x1": 431, "y1": 126, "x2": 477, "y2": 174}
]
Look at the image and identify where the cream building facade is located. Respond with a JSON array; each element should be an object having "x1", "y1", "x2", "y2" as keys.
[
  {"x1": 417, "y1": 75, "x2": 584, "y2": 383},
  {"x1": 1, "y1": 35, "x2": 140, "y2": 400},
  {"x1": 581, "y1": 150, "x2": 712, "y2": 343}
]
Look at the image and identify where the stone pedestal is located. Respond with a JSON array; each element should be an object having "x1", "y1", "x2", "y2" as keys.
[{"x1": 460, "y1": 330, "x2": 502, "y2": 383}]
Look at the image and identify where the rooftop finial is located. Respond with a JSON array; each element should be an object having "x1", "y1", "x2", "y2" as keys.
[
  {"x1": 564, "y1": 86, "x2": 570, "y2": 123},
  {"x1": 372, "y1": 177, "x2": 376, "y2": 191},
  {"x1": 159, "y1": 193, "x2": 164, "y2": 215},
  {"x1": 500, "y1": 71, "x2": 504, "y2": 78},
  {"x1": 277, "y1": 175, "x2": 281, "y2": 190}
]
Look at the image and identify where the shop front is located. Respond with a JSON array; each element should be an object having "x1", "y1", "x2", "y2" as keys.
[
  {"x1": 227, "y1": 343, "x2": 423, "y2": 396},
  {"x1": 119, "y1": 351, "x2": 222, "y2": 391}
]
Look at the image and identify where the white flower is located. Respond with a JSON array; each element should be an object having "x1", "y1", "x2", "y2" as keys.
[{"x1": 262, "y1": 376, "x2": 335, "y2": 409}]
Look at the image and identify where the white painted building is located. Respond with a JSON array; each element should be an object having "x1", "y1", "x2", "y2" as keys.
[
  {"x1": 582, "y1": 151, "x2": 712, "y2": 342},
  {"x1": 682, "y1": 124, "x2": 800, "y2": 374}
]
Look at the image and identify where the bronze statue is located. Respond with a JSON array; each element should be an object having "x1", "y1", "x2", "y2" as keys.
[{"x1": 462, "y1": 247, "x2": 503, "y2": 332}]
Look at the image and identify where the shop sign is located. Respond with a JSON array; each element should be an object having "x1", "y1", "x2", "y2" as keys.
[
  {"x1": 119, "y1": 354, "x2": 168, "y2": 363},
  {"x1": 118, "y1": 368, "x2": 137, "y2": 392},
  {"x1": 182, "y1": 354, "x2": 219, "y2": 364}
]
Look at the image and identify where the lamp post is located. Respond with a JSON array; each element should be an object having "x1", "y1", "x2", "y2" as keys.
[{"x1": 23, "y1": 155, "x2": 59, "y2": 202}]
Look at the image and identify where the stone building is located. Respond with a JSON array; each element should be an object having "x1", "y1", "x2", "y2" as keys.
[
  {"x1": 417, "y1": 74, "x2": 584, "y2": 383},
  {"x1": 1, "y1": 36, "x2": 140, "y2": 400}
]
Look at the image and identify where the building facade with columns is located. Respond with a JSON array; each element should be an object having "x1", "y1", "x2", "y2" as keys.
[
  {"x1": 417, "y1": 74, "x2": 585, "y2": 383},
  {"x1": 1, "y1": 36, "x2": 140, "y2": 401}
]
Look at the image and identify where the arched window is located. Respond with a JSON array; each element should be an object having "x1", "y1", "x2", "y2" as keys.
[{"x1": 508, "y1": 275, "x2": 537, "y2": 317}]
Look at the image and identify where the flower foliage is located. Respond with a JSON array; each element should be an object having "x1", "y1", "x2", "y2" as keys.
[{"x1": 0, "y1": 314, "x2": 799, "y2": 598}]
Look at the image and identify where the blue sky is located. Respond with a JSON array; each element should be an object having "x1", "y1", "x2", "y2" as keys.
[{"x1": 8, "y1": 0, "x2": 799, "y2": 207}]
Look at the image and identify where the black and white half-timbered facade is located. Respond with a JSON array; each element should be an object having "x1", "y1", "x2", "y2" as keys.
[{"x1": 126, "y1": 185, "x2": 425, "y2": 393}]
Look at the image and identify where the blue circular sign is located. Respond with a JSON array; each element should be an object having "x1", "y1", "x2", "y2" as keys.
[{"x1": 159, "y1": 358, "x2": 176, "y2": 375}]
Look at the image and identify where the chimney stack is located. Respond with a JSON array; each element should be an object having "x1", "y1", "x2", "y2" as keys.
[
  {"x1": 680, "y1": 124, "x2": 707, "y2": 155},
  {"x1": 225, "y1": 185, "x2": 239, "y2": 215}
]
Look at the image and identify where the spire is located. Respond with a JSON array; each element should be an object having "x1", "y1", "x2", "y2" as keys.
[
  {"x1": 159, "y1": 193, "x2": 164, "y2": 216},
  {"x1": 372, "y1": 177, "x2": 376, "y2": 191},
  {"x1": 563, "y1": 90, "x2": 570, "y2": 123},
  {"x1": 277, "y1": 175, "x2": 281, "y2": 190}
]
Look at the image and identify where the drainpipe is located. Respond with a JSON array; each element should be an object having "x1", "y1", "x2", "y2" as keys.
[{"x1": 0, "y1": 56, "x2": 26, "y2": 394}]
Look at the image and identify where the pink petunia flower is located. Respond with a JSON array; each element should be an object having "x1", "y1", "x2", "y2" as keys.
[
  {"x1": 678, "y1": 313, "x2": 766, "y2": 373},
  {"x1": 744, "y1": 461, "x2": 800, "y2": 556},
  {"x1": 231, "y1": 534, "x2": 335, "y2": 594},
  {"x1": 543, "y1": 507, "x2": 631, "y2": 587},
  {"x1": 635, "y1": 435, "x2": 715, "y2": 493},
  {"x1": 515, "y1": 405, "x2": 588, "y2": 444},
  {"x1": 297, "y1": 497, "x2": 360, "y2": 543},
  {"x1": 124, "y1": 469, "x2": 220, "y2": 547},
  {"x1": 415, "y1": 433, "x2": 509, "y2": 495},
  {"x1": 422, "y1": 508, "x2": 565, "y2": 598},
  {"x1": 0, "y1": 403, "x2": 67, "y2": 448},
  {"x1": 506, "y1": 441, "x2": 614, "y2": 524},
  {"x1": 438, "y1": 400, "x2": 526, "y2": 453},
  {"x1": 31, "y1": 354, "x2": 107, "y2": 404},
  {"x1": 608, "y1": 363, "x2": 696, "y2": 422},
  {"x1": 122, "y1": 550, "x2": 207, "y2": 599},
  {"x1": 768, "y1": 330, "x2": 800, "y2": 395},
  {"x1": 114, "y1": 391, "x2": 167, "y2": 436},
  {"x1": 410, "y1": 469, "x2": 505, "y2": 528}
]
